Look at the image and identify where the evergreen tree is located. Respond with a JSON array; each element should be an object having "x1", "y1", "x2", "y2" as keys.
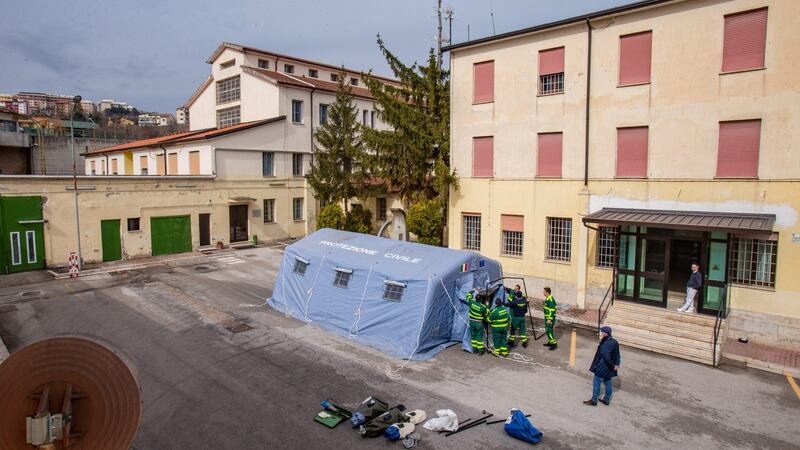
[
  {"x1": 307, "y1": 70, "x2": 371, "y2": 211},
  {"x1": 361, "y1": 36, "x2": 457, "y2": 208}
]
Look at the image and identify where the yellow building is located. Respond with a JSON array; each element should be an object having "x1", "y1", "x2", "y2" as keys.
[{"x1": 445, "y1": 0, "x2": 799, "y2": 363}]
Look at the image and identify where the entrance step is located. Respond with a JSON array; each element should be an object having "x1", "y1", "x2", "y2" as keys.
[{"x1": 603, "y1": 301, "x2": 724, "y2": 366}]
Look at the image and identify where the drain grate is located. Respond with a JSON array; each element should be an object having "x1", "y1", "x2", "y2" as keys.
[
  {"x1": 19, "y1": 290, "x2": 43, "y2": 298},
  {"x1": 226, "y1": 323, "x2": 253, "y2": 334}
]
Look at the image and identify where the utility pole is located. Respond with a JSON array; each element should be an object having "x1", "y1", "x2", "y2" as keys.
[
  {"x1": 436, "y1": 0, "x2": 443, "y2": 68},
  {"x1": 70, "y1": 96, "x2": 83, "y2": 270}
]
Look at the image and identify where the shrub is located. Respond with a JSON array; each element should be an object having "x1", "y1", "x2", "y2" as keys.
[
  {"x1": 317, "y1": 203, "x2": 346, "y2": 230},
  {"x1": 345, "y1": 204, "x2": 373, "y2": 234},
  {"x1": 407, "y1": 199, "x2": 443, "y2": 246}
]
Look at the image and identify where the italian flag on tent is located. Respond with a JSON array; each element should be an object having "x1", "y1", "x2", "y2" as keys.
[{"x1": 460, "y1": 263, "x2": 469, "y2": 272}]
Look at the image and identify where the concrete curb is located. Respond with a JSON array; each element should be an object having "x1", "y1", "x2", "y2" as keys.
[{"x1": 722, "y1": 353, "x2": 800, "y2": 378}]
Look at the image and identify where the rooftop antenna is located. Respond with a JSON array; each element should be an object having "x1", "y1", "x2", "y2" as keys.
[
  {"x1": 489, "y1": 0, "x2": 496, "y2": 35},
  {"x1": 444, "y1": 5, "x2": 454, "y2": 45}
]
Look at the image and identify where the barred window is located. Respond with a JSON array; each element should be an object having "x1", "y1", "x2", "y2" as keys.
[
  {"x1": 462, "y1": 214, "x2": 481, "y2": 251},
  {"x1": 333, "y1": 268, "x2": 352, "y2": 288},
  {"x1": 502, "y1": 231, "x2": 524, "y2": 256},
  {"x1": 729, "y1": 236, "x2": 777, "y2": 288},
  {"x1": 216, "y1": 76, "x2": 240, "y2": 104},
  {"x1": 383, "y1": 281, "x2": 405, "y2": 301},
  {"x1": 263, "y1": 199, "x2": 275, "y2": 223},
  {"x1": 377, "y1": 198, "x2": 387, "y2": 221},
  {"x1": 596, "y1": 227, "x2": 618, "y2": 268},
  {"x1": 546, "y1": 217, "x2": 572, "y2": 262},
  {"x1": 216, "y1": 106, "x2": 240, "y2": 128},
  {"x1": 539, "y1": 73, "x2": 564, "y2": 95},
  {"x1": 293, "y1": 257, "x2": 309, "y2": 276},
  {"x1": 293, "y1": 197, "x2": 304, "y2": 221}
]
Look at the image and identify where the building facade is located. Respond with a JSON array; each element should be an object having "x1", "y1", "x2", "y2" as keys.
[
  {"x1": 445, "y1": 0, "x2": 800, "y2": 353},
  {"x1": 175, "y1": 106, "x2": 188, "y2": 125}
]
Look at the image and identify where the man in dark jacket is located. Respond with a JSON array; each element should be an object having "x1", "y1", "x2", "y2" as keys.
[
  {"x1": 504, "y1": 286, "x2": 530, "y2": 348},
  {"x1": 678, "y1": 262, "x2": 702, "y2": 313},
  {"x1": 584, "y1": 326, "x2": 621, "y2": 406}
]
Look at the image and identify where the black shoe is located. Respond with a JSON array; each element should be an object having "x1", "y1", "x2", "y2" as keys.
[
  {"x1": 549, "y1": 343, "x2": 558, "y2": 351},
  {"x1": 599, "y1": 398, "x2": 610, "y2": 406},
  {"x1": 543, "y1": 343, "x2": 552, "y2": 347},
  {"x1": 478, "y1": 349, "x2": 485, "y2": 356},
  {"x1": 522, "y1": 341, "x2": 528, "y2": 348},
  {"x1": 583, "y1": 400, "x2": 597, "y2": 406}
]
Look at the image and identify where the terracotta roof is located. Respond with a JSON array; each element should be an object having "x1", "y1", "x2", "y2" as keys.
[
  {"x1": 582, "y1": 208, "x2": 776, "y2": 236},
  {"x1": 85, "y1": 116, "x2": 286, "y2": 155},
  {"x1": 244, "y1": 66, "x2": 376, "y2": 99}
]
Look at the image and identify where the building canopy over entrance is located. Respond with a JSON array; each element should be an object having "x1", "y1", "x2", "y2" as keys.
[{"x1": 583, "y1": 208, "x2": 775, "y2": 236}]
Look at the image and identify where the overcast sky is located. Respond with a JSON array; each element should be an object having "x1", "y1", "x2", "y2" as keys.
[{"x1": 3, "y1": 0, "x2": 636, "y2": 113}]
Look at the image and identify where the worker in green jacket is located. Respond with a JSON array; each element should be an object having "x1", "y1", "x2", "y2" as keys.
[
  {"x1": 489, "y1": 298, "x2": 511, "y2": 357},
  {"x1": 504, "y1": 286, "x2": 530, "y2": 348},
  {"x1": 543, "y1": 287, "x2": 558, "y2": 350},
  {"x1": 462, "y1": 291, "x2": 489, "y2": 355}
]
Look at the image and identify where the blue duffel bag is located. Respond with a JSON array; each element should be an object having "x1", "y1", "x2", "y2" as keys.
[{"x1": 504, "y1": 409, "x2": 543, "y2": 444}]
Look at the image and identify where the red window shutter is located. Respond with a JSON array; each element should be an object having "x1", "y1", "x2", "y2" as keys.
[
  {"x1": 473, "y1": 61, "x2": 494, "y2": 104},
  {"x1": 616, "y1": 127, "x2": 648, "y2": 178},
  {"x1": 619, "y1": 31, "x2": 652, "y2": 85},
  {"x1": 717, "y1": 120, "x2": 760, "y2": 177},
  {"x1": 537, "y1": 132, "x2": 562, "y2": 177},
  {"x1": 472, "y1": 136, "x2": 494, "y2": 177},
  {"x1": 501, "y1": 215, "x2": 524, "y2": 232},
  {"x1": 539, "y1": 47, "x2": 565, "y2": 75},
  {"x1": 722, "y1": 8, "x2": 768, "y2": 72}
]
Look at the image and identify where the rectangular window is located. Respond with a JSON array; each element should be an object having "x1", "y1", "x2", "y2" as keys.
[
  {"x1": 717, "y1": 120, "x2": 760, "y2": 178},
  {"x1": 473, "y1": 60, "x2": 494, "y2": 104},
  {"x1": 216, "y1": 106, "x2": 240, "y2": 128},
  {"x1": 729, "y1": 236, "x2": 777, "y2": 288},
  {"x1": 722, "y1": 8, "x2": 768, "y2": 72},
  {"x1": 156, "y1": 156, "x2": 165, "y2": 175},
  {"x1": 383, "y1": 281, "x2": 405, "y2": 302},
  {"x1": 10, "y1": 232, "x2": 21, "y2": 265},
  {"x1": 333, "y1": 268, "x2": 353, "y2": 288},
  {"x1": 189, "y1": 151, "x2": 200, "y2": 175},
  {"x1": 330, "y1": 73, "x2": 339, "y2": 82},
  {"x1": 219, "y1": 59, "x2": 235, "y2": 70},
  {"x1": 111, "y1": 159, "x2": 118, "y2": 175},
  {"x1": 619, "y1": 31, "x2": 652, "y2": 85},
  {"x1": 462, "y1": 214, "x2": 481, "y2": 251},
  {"x1": 90, "y1": 160, "x2": 96, "y2": 175},
  {"x1": 25, "y1": 230, "x2": 36, "y2": 263},
  {"x1": 546, "y1": 217, "x2": 572, "y2": 262},
  {"x1": 292, "y1": 100, "x2": 303, "y2": 123},
  {"x1": 127, "y1": 217, "x2": 141, "y2": 232},
  {"x1": 472, "y1": 136, "x2": 493, "y2": 178},
  {"x1": 319, "y1": 104, "x2": 329, "y2": 125},
  {"x1": 167, "y1": 153, "x2": 178, "y2": 175},
  {"x1": 362, "y1": 109, "x2": 368, "y2": 125},
  {"x1": 596, "y1": 227, "x2": 618, "y2": 268},
  {"x1": 292, "y1": 153, "x2": 303, "y2": 177},
  {"x1": 293, "y1": 197, "x2": 304, "y2": 221},
  {"x1": 377, "y1": 198, "x2": 387, "y2": 221},
  {"x1": 370, "y1": 111, "x2": 376, "y2": 129},
  {"x1": 284, "y1": 64, "x2": 294, "y2": 74},
  {"x1": 262, "y1": 152, "x2": 274, "y2": 176},
  {"x1": 216, "y1": 76, "x2": 240, "y2": 104},
  {"x1": 501, "y1": 214, "x2": 524, "y2": 257},
  {"x1": 294, "y1": 256, "x2": 309, "y2": 276},
  {"x1": 308, "y1": 68, "x2": 318, "y2": 78},
  {"x1": 539, "y1": 47, "x2": 565, "y2": 95},
  {"x1": 537, "y1": 132, "x2": 563, "y2": 177},
  {"x1": 258, "y1": 58, "x2": 269, "y2": 69},
  {"x1": 263, "y1": 199, "x2": 275, "y2": 223},
  {"x1": 350, "y1": 78, "x2": 359, "y2": 86},
  {"x1": 616, "y1": 127, "x2": 649, "y2": 178},
  {"x1": 139, "y1": 155, "x2": 148, "y2": 175}
]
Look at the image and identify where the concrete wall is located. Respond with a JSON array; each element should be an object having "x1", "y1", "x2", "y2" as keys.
[
  {"x1": 32, "y1": 138, "x2": 128, "y2": 176},
  {"x1": 0, "y1": 147, "x2": 30, "y2": 175}
]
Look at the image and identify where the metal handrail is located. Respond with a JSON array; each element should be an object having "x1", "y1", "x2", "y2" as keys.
[
  {"x1": 712, "y1": 286, "x2": 728, "y2": 367},
  {"x1": 597, "y1": 282, "x2": 614, "y2": 335}
]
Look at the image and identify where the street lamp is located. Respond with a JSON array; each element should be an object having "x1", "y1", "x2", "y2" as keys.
[{"x1": 71, "y1": 95, "x2": 83, "y2": 270}]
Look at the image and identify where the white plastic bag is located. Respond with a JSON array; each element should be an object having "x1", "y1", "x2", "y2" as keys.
[
  {"x1": 422, "y1": 409, "x2": 458, "y2": 432},
  {"x1": 405, "y1": 409, "x2": 427, "y2": 425}
]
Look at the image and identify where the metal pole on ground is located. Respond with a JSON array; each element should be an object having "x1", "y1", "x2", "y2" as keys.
[{"x1": 71, "y1": 95, "x2": 83, "y2": 270}]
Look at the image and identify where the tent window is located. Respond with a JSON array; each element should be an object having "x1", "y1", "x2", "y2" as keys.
[
  {"x1": 383, "y1": 281, "x2": 405, "y2": 302},
  {"x1": 333, "y1": 268, "x2": 352, "y2": 288},
  {"x1": 293, "y1": 257, "x2": 309, "y2": 276}
]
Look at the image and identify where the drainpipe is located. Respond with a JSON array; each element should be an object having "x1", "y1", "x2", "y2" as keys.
[
  {"x1": 583, "y1": 18, "x2": 593, "y2": 187},
  {"x1": 307, "y1": 87, "x2": 315, "y2": 235},
  {"x1": 159, "y1": 144, "x2": 168, "y2": 175}
]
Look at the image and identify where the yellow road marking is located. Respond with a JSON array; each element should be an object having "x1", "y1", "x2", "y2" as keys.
[
  {"x1": 569, "y1": 328, "x2": 577, "y2": 368},
  {"x1": 786, "y1": 371, "x2": 800, "y2": 401}
]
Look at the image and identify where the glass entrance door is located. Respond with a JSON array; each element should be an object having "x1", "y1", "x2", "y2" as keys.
[
  {"x1": 699, "y1": 234, "x2": 728, "y2": 315},
  {"x1": 637, "y1": 237, "x2": 668, "y2": 307}
]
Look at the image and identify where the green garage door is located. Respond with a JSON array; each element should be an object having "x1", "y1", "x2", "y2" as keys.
[
  {"x1": 0, "y1": 196, "x2": 46, "y2": 273},
  {"x1": 150, "y1": 215, "x2": 192, "y2": 256}
]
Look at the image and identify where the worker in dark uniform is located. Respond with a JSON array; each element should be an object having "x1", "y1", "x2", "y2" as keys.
[
  {"x1": 462, "y1": 291, "x2": 489, "y2": 355},
  {"x1": 543, "y1": 287, "x2": 558, "y2": 350},
  {"x1": 489, "y1": 297, "x2": 510, "y2": 357},
  {"x1": 504, "y1": 289, "x2": 530, "y2": 348}
]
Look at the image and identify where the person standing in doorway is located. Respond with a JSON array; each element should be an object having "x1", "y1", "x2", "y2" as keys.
[
  {"x1": 584, "y1": 326, "x2": 621, "y2": 406},
  {"x1": 678, "y1": 262, "x2": 702, "y2": 313},
  {"x1": 543, "y1": 287, "x2": 558, "y2": 350}
]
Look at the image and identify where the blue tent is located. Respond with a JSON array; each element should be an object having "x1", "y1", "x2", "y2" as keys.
[{"x1": 267, "y1": 228, "x2": 503, "y2": 360}]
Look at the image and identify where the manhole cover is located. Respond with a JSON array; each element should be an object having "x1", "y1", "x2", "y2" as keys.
[
  {"x1": 226, "y1": 323, "x2": 253, "y2": 334},
  {"x1": 193, "y1": 265, "x2": 213, "y2": 273},
  {"x1": 19, "y1": 290, "x2": 43, "y2": 298}
]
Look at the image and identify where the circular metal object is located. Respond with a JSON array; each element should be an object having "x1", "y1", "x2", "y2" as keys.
[
  {"x1": 19, "y1": 290, "x2": 43, "y2": 298},
  {"x1": 0, "y1": 336, "x2": 142, "y2": 449}
]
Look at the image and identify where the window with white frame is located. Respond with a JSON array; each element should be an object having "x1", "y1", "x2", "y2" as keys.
[
  {"x1": 10, "y1": 232, "x2": 21, "y2": 265},
  {"x1": 216, "y1": 76, "x2": 240, "y2": 104},
  {"x1": 350, "y1": 78, "x2": 359, "y2": 86},
  {"x1": 729, "y1": 236, "x2": 778, "y2": 288},
  {"x1": 284, "y1": 64, "x2": 295, "y2": 74},
  {"x1": 362, "y1": 109, "x2": 368, "y2": 125},
  {"x1": 263, "y1": 199, "x2": 275, "y2": 223},
  {"x1": 462, "y1": 214, "x2": 481, "y2": 251},
  {"x1": 596, "y1": 226, "x2": 617, "y2": 268},
  {"x1": 293, "y1": 197, "x2": 304, "y2": 221},
  {"x1": 308, "y1": 68, "x2": 318, "y2": 78},
  {"x1": 330, "y1": 73, "x2": 339, "y2": 82},
  {"x1": 262, "y1": 152, "x2": 274, "y2": 176},
  {"x1": 216, "y1": 106, "x2": 240, "y2": 128},
  {"x1": 294, "y1": 257, "x2": 309, "y2": 276},
  {"x1": 546, "y1": 217, "x2": 572, "y2": 262},
  {"x1": 370, "y1": 110, "x2": 376, "y2": 129},
  {"x1": 319, "y1": 104, "x2": 329, "y2": 125},
  {"x1": 258, "y1": 59, "x2": 269, "y2": 69},
  {"x1": 292, "y1": 153, "x2": 303, "y2": 177},
  {"x1": 292, "y1": 100, "x2": 303, "y2": 123},
  {"x1": 25, "y1": 230, "x2": 36, "y2": 263},
  {"x1": 383, "y1": 281, "x2": 405, "y2": 301},
  {"x1": 333, "y1": 268, "x2": 352, "y2": 288}
]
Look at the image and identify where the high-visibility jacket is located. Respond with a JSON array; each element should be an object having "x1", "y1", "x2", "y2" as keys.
[
  {"x1": 489, "y1": 306, "x2": 510, "y2": 329},
  {"x1": 468, "y1": 298, "x2": 489, "y2": 321},
  {"x1": 543, "y1": 295, "x2": 557, "y2": 320}
]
